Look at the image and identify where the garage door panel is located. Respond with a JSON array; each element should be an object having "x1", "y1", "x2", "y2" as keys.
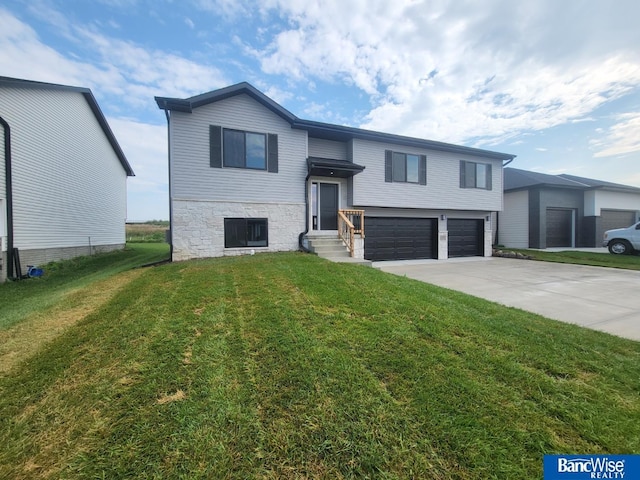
[
  {"x1": 365, "y1": 217, "x2": 436, "y2": 261},
  {"x1": 601, "y1": 210, "x2": 636, "y2": 233},
  {"x1": 448, "y1": 219, "x2": 484, "y2": 257},
  {"x1": 546, "y1": 208, "x2": 573, "y2": 247}
]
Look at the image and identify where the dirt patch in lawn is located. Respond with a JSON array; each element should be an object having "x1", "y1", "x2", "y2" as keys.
[{"x1": 0, "y1": 269, "x2": 144, "y2": 375}]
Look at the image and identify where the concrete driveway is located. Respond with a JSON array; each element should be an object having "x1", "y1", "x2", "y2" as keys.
[{"x1": 375, "y1": 257, "x2": 640, "y2": 342}]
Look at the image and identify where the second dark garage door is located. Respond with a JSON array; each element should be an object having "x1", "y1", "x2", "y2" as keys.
[
  {"x1": 448, "y1": 219, "x2": 484, "y2": 257},
  {"x1": 601, "y1": 210, "x2": 636, "y2": 233},
  {"x1": 364, "y1": 217, "x2": 437, "y2": 261}
]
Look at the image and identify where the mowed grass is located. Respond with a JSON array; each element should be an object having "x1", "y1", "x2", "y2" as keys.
[
  {"x1": 1, "y1": 252, "x2": 639, "y2": 479},
  {"x1": 0, "y1": 243, "x2": 170, "y2": 331},
  {"x1": 511, "y1": 249, "x2": 640, "y2": 270}
]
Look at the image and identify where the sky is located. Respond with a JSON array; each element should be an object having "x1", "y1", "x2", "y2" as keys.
[{"x1": 1, "y1": 0, "x2": 639, "y2": 221}]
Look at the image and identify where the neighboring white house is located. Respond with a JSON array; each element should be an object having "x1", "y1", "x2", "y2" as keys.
[
  {"x1": 0, "y1": 77, "x2": 134, "y2": 281},
  {"x1": 498, "y1": 168, "x2": 640, "y2": 249},
  {"x1": 155, "y1": 82, "x2": 515, "y2": 263}
]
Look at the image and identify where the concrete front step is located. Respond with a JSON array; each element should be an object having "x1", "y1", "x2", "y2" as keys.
[
  {"x1": 316, "y1": 250, "x2": 351, "y2": 258},
  {"x1": 324, "y1": 256, "x2": 373, "y2": 266},
  {"x1": 308, "y1": 238, "x2": 345, "y2": 245},
  {"x1": 308, "y1": 237, "x2": 349, "y2": 255},
  {"x1": 312, "y1": 244, "x2": 351, "y2": 254},
  {"x1": 307, "y1": 236, "x2": 371, "y2": 266},
  {"x1": 308, "y1": 237, "x2": 348, "y2": 256}
]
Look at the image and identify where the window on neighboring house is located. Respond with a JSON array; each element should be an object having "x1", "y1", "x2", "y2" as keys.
[
  {"x1": 385, "y1": 150, "x2": 427, "y2": 184},
  {"x1": 224, "y1": 218, "x2": 268, "y2": 248},
  {"x1": 460, "y1": 161, "x2": 492, "y2": 190},
  {"x1": 209, "y1": 125, "x2": 278, "y2": 172}
]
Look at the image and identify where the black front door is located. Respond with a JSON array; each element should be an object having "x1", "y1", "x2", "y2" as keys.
[{"x1": 319, "y1": 183, "x2": 338, "y2": 230}]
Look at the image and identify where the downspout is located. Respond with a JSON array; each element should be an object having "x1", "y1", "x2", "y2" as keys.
[
  {"x1": 298, "y1": 171, "x2": 312, "y2": 253},
  {"x1": 163, "y1": 109, "x2": 173, "y2": 260},
  {"x1": 495, "y1": 209, "x2": 500, "y2": 246},
  {"x1": 0, "y1": 115, "x2": 14, "y2": 279}
]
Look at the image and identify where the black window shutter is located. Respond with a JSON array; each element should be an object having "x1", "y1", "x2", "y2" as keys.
[
  {"x1": 486, "y1": 163, "x2": 492, "y2": 190},
  {"x1": 419, "y1": 155, "x2": 427, "y2": 185},
  {"x1": 267, "y1": 134, "x2": 278, "y2": 173},
  {"x1": 385, "y1": 150, "x2": 392, "y2": 182},
  {"x1": 210, "y1": 125, "x2": 222, "y2": 168},
  {"x1": 459, "y1": 160, "x2": 466, "y2": 188}
]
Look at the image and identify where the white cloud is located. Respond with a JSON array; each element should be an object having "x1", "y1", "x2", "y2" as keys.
[
  {"x1": 192, "y1": 0, "x2": 249, "y2": 18},
  {"x1": 73, "y1": 25, "x2": 228, "y2": 100},
  {"x1": 590, "y1": 112, "x2": 640, "y2": 158},
  {"x1": 0, "y1": 8, "x2": 110, "y2": 87},
  {"x1": 0, "y1": 8, "x2": 228, "y2": 114},
  {"x1": 256, "y1": 82, "x2": 294, "y2": 105},
  {"x1": 108, "y1": 118, "x2": 168, "y2": 193},
  {"x1": 243, "y1": 0, "x2": 640, "y2": 147}
]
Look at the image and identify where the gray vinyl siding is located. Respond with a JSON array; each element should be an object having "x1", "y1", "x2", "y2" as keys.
[
  {"x1": 170, "y1": 94, "x2": 307, "y2": 204},
  {"x1": 0, "y1": 87, "x2": 127, "y2": 250},
  {"x1": 529, "y1": 188, "x2": 583, "y2": 249},
  {"x1": 364, "y1": 207, "x2": 489, "y2": 220},
  {"x1": 500, "y1": 190, "x2": 529, "y2": 248},
  {"x1": 0, "y1": 125, "x2": 5, "y2": 245},
  {"x1": 350, "y1": 138, "x2": 503, "y2": 211},
  {"x1": 308, "y1": 138, "x2": 348, "y2": 160},
  {"x1": 0, "y1": 124, "x2": 5, "y2": 198}
]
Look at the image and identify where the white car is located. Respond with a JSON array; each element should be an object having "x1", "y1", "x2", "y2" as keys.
[{"x1": 603, "y1": 221, "x2": 640, "y2": 255}]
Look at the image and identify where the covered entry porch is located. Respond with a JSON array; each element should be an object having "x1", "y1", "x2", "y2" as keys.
[{"x1": 306, "y1": 157, "x2": 365, "y2": 259}]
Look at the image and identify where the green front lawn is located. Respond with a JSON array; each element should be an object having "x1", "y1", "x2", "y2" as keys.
[
  {"x1": 0, "y1": 243, "x2": 169, "y2": 331},
  {"x1": 1, "y1": 252, "x2": 638, "y2": 479},
  {"x1": 511, "y1": 249, "x2": 640, "y2": 270}
]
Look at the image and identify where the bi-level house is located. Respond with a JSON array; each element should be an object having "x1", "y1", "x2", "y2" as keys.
[{"x1": 155, "y1": 83, "x2": 515, "y2": 262}]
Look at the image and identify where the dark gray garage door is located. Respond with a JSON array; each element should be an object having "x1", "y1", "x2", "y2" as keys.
[
  {"x1": 546, "y1": 208, "x2": 574, "y2": 247},
  {"x1": 448, "y1": 219, "x2": 484, "y2": 257},
  {"x1": 601, "y1": 210, "x2": 636, "y2": 233},
  {"x1": 364, "y1": 217, "x2": 436, "y2": 261}
]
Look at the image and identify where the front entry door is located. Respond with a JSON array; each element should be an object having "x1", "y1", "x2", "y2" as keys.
[{"x1": 313, "y1": 182, "x2": 339, "y2": 231}]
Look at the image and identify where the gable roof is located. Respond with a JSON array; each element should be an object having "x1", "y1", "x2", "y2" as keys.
[
  {"x1": 155, "y1": 82, "x2": 516, "y2": 161},
  {"x1": 0, "y1": 76, "x2": 134, "y2": 176},
  {"x1": 505, "y1": 167, "x2": 640, "y2": 193}
]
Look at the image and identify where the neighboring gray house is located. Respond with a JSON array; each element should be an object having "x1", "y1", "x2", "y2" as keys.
[
  {"x1": 1, "y1": 77, "x2": 134, "y2": 281},
  {"x1": 155, "y1": 82, "x2": 515, "y2": 262},
  {"x1": 498, "y1": 167, "x2": 640, "y2": 249}
]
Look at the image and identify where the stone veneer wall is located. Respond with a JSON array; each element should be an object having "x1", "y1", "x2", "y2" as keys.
[
  {"x1": 484, "y1": 230, "x2": 493, "y2": 257},
  {"x1": 438, "y1": 231, "x2": 448, "y2": 259},
  {"x1": 353, "y1": 236, "x2": 364, "y2": 259},
  {"x1": 172, "y1": 199, "x2": 305, "y2": 261}
]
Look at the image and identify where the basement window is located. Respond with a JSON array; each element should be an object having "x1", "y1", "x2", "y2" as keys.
[{"x1": 224, "y1": 218, "x2": 268, "y2": 248}]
